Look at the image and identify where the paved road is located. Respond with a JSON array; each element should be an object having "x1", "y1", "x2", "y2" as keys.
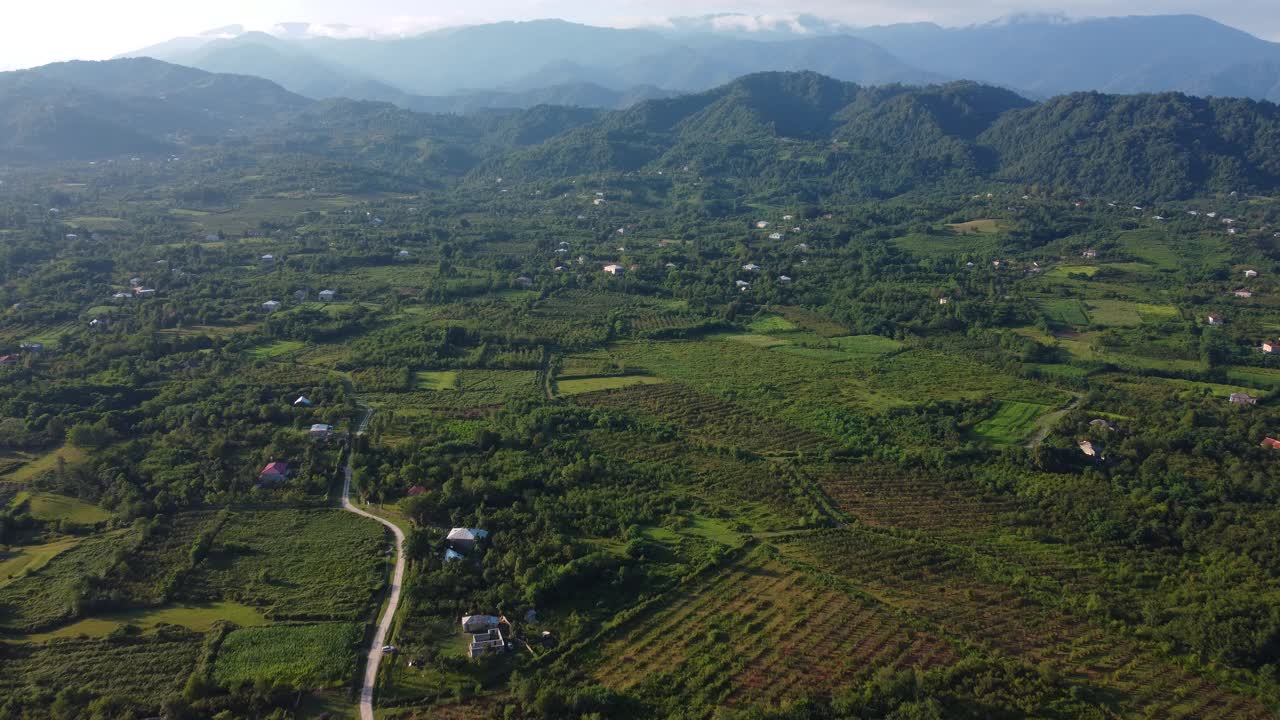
[{"x1": 341, "y1": 408, "x2": 405, "y2": 720}]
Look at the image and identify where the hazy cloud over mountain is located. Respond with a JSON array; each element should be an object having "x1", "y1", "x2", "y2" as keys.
[{"x1": 4, "y1": 0, "x2": 1280, "y2": 70}]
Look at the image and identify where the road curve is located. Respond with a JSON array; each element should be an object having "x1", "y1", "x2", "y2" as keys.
[{"x1": 342, "y1": 410, "x2": 405, "y2": 720}]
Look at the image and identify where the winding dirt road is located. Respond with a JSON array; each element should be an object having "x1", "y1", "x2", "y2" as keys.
[{"x1": 342, "y1": 407, "x2": 405, "y2": 720}]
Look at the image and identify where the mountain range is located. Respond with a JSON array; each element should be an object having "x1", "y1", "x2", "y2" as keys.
[
  {"x1": 114, "y1": 13, "x2": 1280, "y2": 112},
  {"x1": 5, "y1": 59, "x2": 1280, "y2": 204}
]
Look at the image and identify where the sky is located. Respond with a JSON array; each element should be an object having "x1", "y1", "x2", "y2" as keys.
[{"x1": 3, "y1": 0, "x2": 1279, "y2": 71}]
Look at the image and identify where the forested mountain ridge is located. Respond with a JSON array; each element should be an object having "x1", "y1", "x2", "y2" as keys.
[{"x1": 7, "y1": 60, "x2": 1280, "y2": 202}]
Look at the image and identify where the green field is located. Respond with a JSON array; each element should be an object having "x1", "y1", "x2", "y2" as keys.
[
  {"x1": 18, "y1": 492, "x2": 110, "y2": 524},
  {"x1": 557, "y1": 374, "x2": 666, "y2": 395},
  {"x1": 946, "y1": 218, "x2": 1001, "y2": 234},
  {"x1": 0, "y1": 537, "x2": 79, "y2": 589},
  {"x1": 713, "y1": 333, "x2": 790, "y2": 348},
  {"x1": 2, "y1": 444, "x2": 88, "y2": 483},
  {"x1": 747, "y1": 314, "x2": 799, "y2": 333},
  {"x1": 1045, "y1": 265, "x2": 1100, "y2": 278},
  {"x1": 246, "y1": 339, "x2": 306, "y2": 359},
  {"x1": 893, "y1": 231, "x2": 1000, "y2": 258},
  {"x1": 16, "y1": 601, "x2": 267, "y2": 641},
  {"x1": 829, "y1": 335, "x2": 906, "y2": 355},
  {"x1": 1040, "y1": 299, "x2": 1090, "y2": 326},
  {"x1": 971, "y1": 401, "x2": 1053, "y2": 444},
  {"x1": 213, "y1": 622, "x2": 362, "y2": 687},
  {"x1": 415, "y1": 370, "x2": 459, "y2": 390}
]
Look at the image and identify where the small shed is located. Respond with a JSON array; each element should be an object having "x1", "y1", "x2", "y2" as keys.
[
  {"x1": 262, "y1": 300, "x2": 282, "y2": 313},
  {"x1": 309, "y1": 423, "x2": 333, "y2": 439},
  {"x1": 319, "y1": 289, "x2": 337, "y2": 302}
]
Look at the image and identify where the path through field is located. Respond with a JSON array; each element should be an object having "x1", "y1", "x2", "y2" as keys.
[
  {"x1": 341, "y1": 405, "x2": 404, "y2": 720},
  {"x1": 1023, "y1": 394, "x2": 1083, "y2": 449}
]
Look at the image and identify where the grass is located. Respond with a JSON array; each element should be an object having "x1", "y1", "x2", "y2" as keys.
[
  {"x1": 1085, "y1": 300, "x2": 1144, "y2": 327},
  {"x1": 747, "y1": 315, "x2": 799, "y2": 333},
  {"x1": 1040, "y1": 299, "x2": 1090, "y2": 326},
  {"x1": 246, "y1": 339, "x2": 306, "y2": 359},
  {"x1": 1045, "y1": 265, "x2": 1100, "y2": 278},
  {"x1": 971, "y1": 401, "x2": 1053, "y2": 445},
  {"x1": 1226, "y1": 366, "x2": 1280, "y2": 391},
  {"x1": 894, "y1": 231, "x2": 1001, "y2": 258},
  {"x1": 2, "y1": 444, "x2": 87, "y2": 483},
  {"x1": 22, "y1": 492, "x2": 110, "y2": 524},
  {"x1": 213, "y1": 622, "x2": 362, "y2": 687},
  {"x1": 0, "y1": 537, "x2": 80, "y2": 589},
  {"x1": 14, "y1": 601, "x2": 267, "y2": 641},
  {"x1": 415, "y1": 370, "x2": 459, "y2": 391},
  {"x1": 946, "y1": 219, "x2": 1001, "y2": 234},
  {"x1": 556, "y1": 375, "x2": 666, "y2": 396},
  {"x1": 712, "y1": 333, "x2": 790, "y2": 348},
  {"x1": 829, "y1": 335, "x2": 905, "y2": 355}
]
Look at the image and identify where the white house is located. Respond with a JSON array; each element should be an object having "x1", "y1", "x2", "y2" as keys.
[
  {"x1": 1230, "y1": 392, "x2": 1258, "y2": 406},
  {"x1": 1245, "y1": 269, "x2": 1259, "y2": 278},
  {"x1": 603, "y1": 264, "x2": 625, "y2": 275},
  {"x1": 1206, "y1": 315, "x2": 1222, "y2": 326},
  {"x1": 261, "y1": 254, "x2": 275, "y2": 266},
  {"x1": 1082, "y1": 249, "x2": 1098, "y2": 259},
  {"x1": 1235, "y1": 290, "x2": 1254, "y2": 298},
  {"x1": 133, "y1": 288, "x2": 156, "y2": 298},
  {"x1": 939, "y1": 297, "x2": 951, "y2": 305},
  {"x1": 756, "y1": 221, "x2": 769, "y2": 229},
  {"x1": 769, "y1": 233, "x2": 784, "y2": 240},
  {"x1": 448, "y1": 528, "x2": 489, "y2": 554},
  {"x1": 398, "y1": 250, "x2": 411, "y2": 257},
  {"x1": 778, "y1": 275, "x2": 792, "y2": 283},
  {"x1": 319, "y1": 289, "x2": 337, "y2": 302},
  {"x1": 309, "y1": 423, "x2": 333, "y2": 439},
  {"x1": 735, "y1": 280, "x2": 751, "y2": 290},
  {"x1": 1264, "y1": 341, "x2": 1277, "y2": 354},
  {"x1": 743, "y1": 263, "x2": 761, "y2": 272},
  {"x1": 262, "y1": 300, "x2": 282, "y2": 313},
  {"x1": 294, "y1": 396, "x2": 312, "y2": 406}
]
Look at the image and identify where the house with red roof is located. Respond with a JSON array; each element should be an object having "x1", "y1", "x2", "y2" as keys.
[
  {"x1": 1262, "y1": 437, "x2": 1280, "y2": 450},
  {"x1": 258, "y1": 461, "x2": 288, "y2": 484},
  {"x1": 408, "y1": 485, "x2": 427, "y2": 496}
]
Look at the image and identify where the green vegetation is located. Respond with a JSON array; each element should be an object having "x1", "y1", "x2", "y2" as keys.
[
  {"x1": 213, "y1": 623, "x2": 362, "y2": 687},
  {"x1": 971, "y1": 401, "x2": 1052, "y2": 444},
  {"x1": 556, "y1": 375, "x2": 666, "y2": 395}
]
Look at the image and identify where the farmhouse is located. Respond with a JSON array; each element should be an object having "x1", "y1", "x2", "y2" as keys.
[
  {"x1": 735, "y1": 280, "x2": 751, "y2": 290},
  {"x1": 756, "y1": 221, "x2": 769, "y2": 229},
  {"x1": 407, "y1": 485, "x2": 427, "y2": 496},
  {"x1": 603, "y1": 264, "x2": 625, "y2": 275},
  {"x1": 258, "y1": 461, "x2": 288, "y2": 484},
  {"x1": 742, "y1": 263, "x2": 761, "y2": 272},
  {"x1": 1245, "y1": 269, "x2": 1259, "y2": 278},
  {"x1": 133, "y1": 287, "x2": 156, "y2": 298},
  {"x1": 769, "y1": 232, "x2": 784, "y2": 240},
  {"x1": 309, "y1": 423, "x2": 333, "y2": 439},
  {"x1": 1235, "y1": 290, "x2": 1254, "y2": 298},
  {"x1": 1263, "y1": 341, "x2": 1277, "y2": 354},
  {"x1": 461, "y1": 615, "x2": 501, "y2": 633},
  {"x1": 1261, "y1": 437, "x2": 1280, "y2": 450},
  {"x1": 261, "y1": 254, "x2": 275, "y2": 266},
  {"x1": 398, "y1": 250, "x2": 411, "y2": 257},
  {"x1": 939, "y1": 297, "x2": 950, "y2": 305},
  {"x1": 294, "y1": 396, "x2": 312, "y2": 406},
  {"x1": 1230, "y1": 393, "x2": 1258, "y2": 406},
  {"x1": 262, "y1": 300, "x2": 281, "y2": 313},
  {"x1": 515, "y1": 276, "x2": 533, "y2": 287},
  {"x1": 447, "y1": 527, "x2": 489, "y2": 554},
  {"x1": 319, "y1": 289, "x2": 337, "y2": 302},
  {"x1": 779, "y1": 275, "x2": 792, "y2": 283},
  {"x1": 1078, "y1": 440, "x2": 1100, "y2": 459},
  {"x1": 1081, "y1": 249, "x2": 1098, "y2": 259},
  {"x1": 1206, "y1": 315, "x2": 1223, "y2": 326}
]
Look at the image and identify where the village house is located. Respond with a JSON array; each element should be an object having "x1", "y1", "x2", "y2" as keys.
[
  {"x1": 735, "y1": 280, "x2": 751, "y2": 290},
  {"x1": 1081, "y1": 249, "x2": 1098, "y2": 259},
  {"x1": 262, "y1": 300, "x2": 282, "y2": 313},
  {"x1": 769, "y1": 232, "x2": 784, "y2": 240},
  {"x1": 603, "y1": 264, "x2": 625, "y2": 275},
  {"x1": 1078, "y1": 440, "x2": 1100, "y2": 459},
  {"x1": 398, "y1": 250, "x2": 411, "y2": 257},
  {"x1": 468, "y1": 627, "x2": 507, "y2": 658},
  {"x1": 1245, "y1": 269, "x2": 1259, "y2": 278},
  {"x1": 319, "y1": 289, "x2": 337, "y2": 302},
  {"x1": 939, "y1": 297, "x2": 950, "y2": 305},
  {"x1": 0, "y1": 355, "x2": 18, "y2": 366},
  {"x1": 742, "y1": 263, "x2": 761, "y2": 272},
  {"x1": 309, "y1": 423, "x2": 333, "y2": 440},
  {"x1": 1264, "y1": 341, "x2": 1277, "y2": 354},
  {"x1": 407, "y1": 485, "x2": 427, "y2": 497},
  {"x1": 756, "y1": 221, "x2": 769, "y2": 229},
  {"x1": 1207, "y1": 314, "x2": 1223, "y2": 326},
  {"x1": 447, "y1": 528, "x2": 489, "y2": 554},
  {"x1": 515, "y1": 276, "x2": 533, "y2": 287},
  {"x1": 258, "y1": 461, "x2": 288, "y2": 484},
  {"x1": 1261, "y1": 437, "x2": 1280, "y2": 450},
  {"x1": 778, "y1": 275, "x2": 792, "y2": 283},
  {"x1": 261, "y1": 254, "x2": 275, "y2": 267},
  {"x1": 1089, "y1": 419, "x2": 1118, "y2": 432},
  {"x1": 294, "y1": 396, "x2": 312, "y2": 406},
  {"x1": 1235, "y1": 290, "x2": 1254, "y2": 298},
  {"x1": 444, "y1": 548, "x2": 464, "y2": 562},
  {"x1": 133, "y1": 287, "x2": 156, "y2": 298},
  {"x1": 461, "y1": 615, "x2": 501, "y2": 634},
  {"x1": 1230, "y1": 392, "x2": 1259, "y2": 406}
]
